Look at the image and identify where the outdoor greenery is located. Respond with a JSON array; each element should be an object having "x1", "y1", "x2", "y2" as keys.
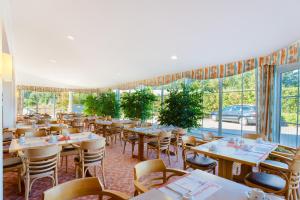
[
  {"x1": 83, "y1": 90, "x2": 120, "y2": 118},
  {"x1": 159, "y1": 82, "x2": 204, "y2": 128},
  {"x1": 121, "y1": 87, "x2": 157, "y2": 121},
  {"x1": 21, "y1": 69, "x2": 300, "y2": 128}
]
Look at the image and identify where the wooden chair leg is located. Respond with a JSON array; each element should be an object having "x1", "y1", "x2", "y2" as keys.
[
  {"x1": 55, "y1": 167, "x2": 58, "y2": 185},
  {"x1": 17, "y1": 168, "x2": 22, "y2": 193},
  {"x1": 101, "y1": 161, "x2": 106, "y2": 187},
  {"x1": 25, "y1": 177, "x2": 30, "y2": 200},
  {"x1": 65, "y1": 156, "x2": 68, "y2": 173},
  {"x1": 131, "y1": 142, "x2": 135, "y2": 156},
  {"x1": 123, "y1": 141, "x2": 127, "y2": 154},
  {"x1": 134, "y1": 190, "x2": 139, "y2": 196},
  {"x1": 167, "y1": 149, "x2": 171, "y2": 165}
]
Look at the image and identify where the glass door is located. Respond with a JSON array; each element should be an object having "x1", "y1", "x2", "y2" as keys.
[{"x1": 278, "y1": 65, "x2": 300, "y2": 147}]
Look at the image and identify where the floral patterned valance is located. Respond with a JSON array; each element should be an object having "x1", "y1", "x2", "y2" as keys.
[
  {"x1": 17, "y1": 40, "x2": 299, "y2": 92},
  {"x1": 16, "y1": 85, "x2": 107, "y2": 93}
]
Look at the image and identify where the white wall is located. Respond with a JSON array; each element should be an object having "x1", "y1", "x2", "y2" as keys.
[{"x1": 2, "y1": 80, "x2": 15, "y2": 128}]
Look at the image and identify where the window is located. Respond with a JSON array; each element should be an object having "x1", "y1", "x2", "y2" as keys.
[{"x1": 277, "y1": 66, "x2": 300, "y2": 147}]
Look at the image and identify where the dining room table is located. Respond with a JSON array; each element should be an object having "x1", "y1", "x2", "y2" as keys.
[
  {"x1": 130, "y1": 169, "x2": 283, "y2": 200},
  {"x1": 124, "y1": 126, "x2": 176, "y2": 161},
  {"x1": 191, "y1": 137, "x2": 278, "y2": 181},
  {"x1": 8, "y1": 123, "x2": 68, "y2": 133},
  {"x1": 9, "y1": 132, "x2": 104, "y2": 153}
]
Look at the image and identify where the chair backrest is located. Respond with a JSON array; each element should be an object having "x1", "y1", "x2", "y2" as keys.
[
  {"x1": 23, "y1": 145, "x2": 61, "y2": 176},
  {"x1": 134, "y1": 159, "x2": 166, "y2": 183},
  {"x1": 50, "y1": 126, "x2": 62, "y2": 133},
  {"x1": 111, "y1": 123, "x2": 123, "y2": 133},
  {"x1": 243, "y1": 133, "x2": 266, "y2": 140},
  {"x1": 172, "y1": 128, "x2": 185, "y2": 143},
  {"x1": 182, "y1": 135, "x2": 197, "y2": 148},
  {"x1": 37, "y1": 120, "x2": 46, "y2": 125},
  {"x1": 43, "y1": 177, "x2": 128, "y2": 200},
  {"x1": 80, "y1": 139, "x2": 106, "y2": 165},
  {"x1": 15, "y1": 128, "x2": 34, "y2": 138},
  {"x1": 50, "y1": 120, "x2": 58, "y2": 124},
  {"x1": 31, "y1": 130, "x2": 47, "y2": 137},
  {"x1": 158, "y1": 131, "x2": 171, "y2": 150},
  {"x1": 62, "y1": 127, "x2": 80, "y2": 134}
]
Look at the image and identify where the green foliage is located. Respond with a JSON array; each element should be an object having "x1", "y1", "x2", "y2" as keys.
[
  {"x1": 83, "y1": 95, "x2": 100, "y2": 115},
  {"x1": 83, "y1": 91, "x2": 120, "y2": 118},
  {"x1": 159, "y1": 82, "x2": 204, "y2": 128},
  {"x1": 98, "y1": 91, "x2": 120, "y2": 118},
  {"x1": 121, "y1": 87, "x2": 157, "y2": 121}
]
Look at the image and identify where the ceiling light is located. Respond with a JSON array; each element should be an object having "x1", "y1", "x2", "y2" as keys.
[
  {"x1": 49, "y1": 59, "x2": 57, "y2": 63},
  {"x1": 171, "y1": 55, "x2": 178, "y2": 60},
  {"x1": 67, "y1": 35, "x2": 75, "y2": 40}
]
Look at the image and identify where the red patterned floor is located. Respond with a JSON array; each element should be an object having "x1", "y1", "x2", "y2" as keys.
[{"x1": 4, "y1": 142, "x2": 184, "y2": 200}]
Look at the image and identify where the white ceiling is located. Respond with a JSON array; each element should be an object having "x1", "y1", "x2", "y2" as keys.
[{"x1": 8, "y1": 0, "x2": 300, "y2": 88}]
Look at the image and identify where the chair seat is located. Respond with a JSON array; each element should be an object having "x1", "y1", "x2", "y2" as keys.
[
  {"x1": 61, "y1": 147, "x2": 78, "y2": 156},
  {"x1": 147, "y1": 141, "x2": 158, "y2": 147},
  {"x1": 171, "y1": 137, "x2": 177, "y2": 143},
  {"x1": 186, "y1": 155, "x2": 216, "y2": 168},
  {"x1": 245, "y1": 172, "x2": 286, "y2": 191},
  {"x1": 74, "y1": 156, "x2": 103, "y2": 164},
  {"x1": 4, "y1": 157, "x2": 22, "y2": 169},
  {"x1": 128, "y1": 135, "x2": 138, "y2": 141},
  {"x1": 262, "y1": 159, "x2": 289, "y2": 170}
]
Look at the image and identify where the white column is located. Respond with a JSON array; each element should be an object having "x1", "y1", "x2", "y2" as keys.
[
  {"x1": 2, "y1": 80, "x2": 15, "y2": 127},
  {"x1": 68, "y1": 91, "x2": 73, "y2": 113}
]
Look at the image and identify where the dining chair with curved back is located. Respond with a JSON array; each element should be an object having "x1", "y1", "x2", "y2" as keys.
[
  {"x1": 43, "y1": 177, "x2": 129, "y2": 200},
  {"x1": 15, "y1": 128, "x2": 34, "y2": 138},
  {"x1": 181, "y1": 135, "x2": 217, "y2": 174},
  {"x1": 74, "y1": 138, "x2": 106, "y2": 186},
  {"x1": 245, "y1": 153, "x2": 300, "y2": 200},
  {"x1": 147, "y1": 131, "x2": 172, "y2": 164},
  {"x1": 170, "y1": 128, "x2": 185, "y2": 161},
  {"x1": 60, "y1": 127, "x2": 81, "y2": 173},
  {"x1": 122, "y1": 124, "x2": 138, "y2": 155},
  {"x1": 21, "y1": 145, "x2": 61, "y2": 200},
  {"x1": 71, "y1": 118, "x2": 84, "y2": 132},
  {"x1": 110, "y1": 123, "x2": 123, "y2": 145},
  {"x1": 133, "y1": 159, "x2": 187, "y2": 196},
  {"x1": 49, "y1": 126, "x2": 62, "y2": 135},
  {"x1": 242, "y1": 133, "x2": 266, "y2": 140}
]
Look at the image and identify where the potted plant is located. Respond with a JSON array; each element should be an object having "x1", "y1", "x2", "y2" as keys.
[
  {"x1": 158, "y1": 82, "x2": 204, "y2": 129},
  {"x1": 121, "y1": 87, "x2": 157, "y2": 122}
]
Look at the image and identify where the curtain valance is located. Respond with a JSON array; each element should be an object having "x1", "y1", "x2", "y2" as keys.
[{"x1": 17, "y1": 40, "x2": 299, "y2": 92}]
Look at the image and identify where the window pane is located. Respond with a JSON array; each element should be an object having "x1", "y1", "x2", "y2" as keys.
[
  {"x1": 222, "y1": 91, "x2": 242, "y2": 136},
  {"x1": 281, "y1": 97, "x2": 297, "y2": 124},
  {"x1": 282, "y1": 70, "x2": 299, "y2": 97},
  {"x1": 202, "y1": 79, "x2": 219, "y2": 134},
  {"x1": 243, "y1": 70, "x2": 256, "y2": 91},
  {"x1": 223, "y1": 74, "x2": 242, "y2": 92}
]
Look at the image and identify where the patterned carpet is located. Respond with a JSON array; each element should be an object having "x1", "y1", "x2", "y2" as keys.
[{"x1": 4, "y1": 141, "x2": 184, "y2": 200}]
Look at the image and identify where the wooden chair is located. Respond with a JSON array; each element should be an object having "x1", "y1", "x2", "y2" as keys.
[
  {"x1": 60, "y1": 127, "x2": 81, "y2": 172},
  {"x1": 20, "y1": 145, "x2": 61, "y2": 200},
  {"x1": 4, "y1": 156, "x2": 23, "y2": 193},
  {"x1": 31, "y1": 129, "x2": 47, "y2": 137},
  {"x1": 170, "y1": 128, "x2": 185, "y2": 161},
  {"x1": 122, "y1": 125, "x2": 138, "y2": 156},
  {"x1": 49, "y1": 126, "x2": 62, "y2": 135},
  {"x1": 244, "y1": 154, "x2": 300, "y2": 200},
  {"x1": 74, "y1": 138, "x2": 106, "y2": 186},
  {"x1": 110, "y1": 123, "x2": 123, "y2": 145},
  {"x1": 147, "y1": 131, "x2": 172, "y2": 165},
  {"x1": 242, "y1": 133, "x2": 266, "y2": 140},
  {"x1": 43, "y1": 177, "x2": 129, "y2": 200},
  {"x1": 71, "y1": 118, "x2": 84, "y2": 132},
  {"x1": 133, "y1": 159, "x2": 187, "y2": 195},
  {"x1": 62, "y1": 127, "x2": 80, "y2": 134},
  {"x1": 15, "y1": 128, "x2": 34, "y2": 138},
  {"x1": 182, "y1": 135, "x2": 217, "y2": 174}
]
